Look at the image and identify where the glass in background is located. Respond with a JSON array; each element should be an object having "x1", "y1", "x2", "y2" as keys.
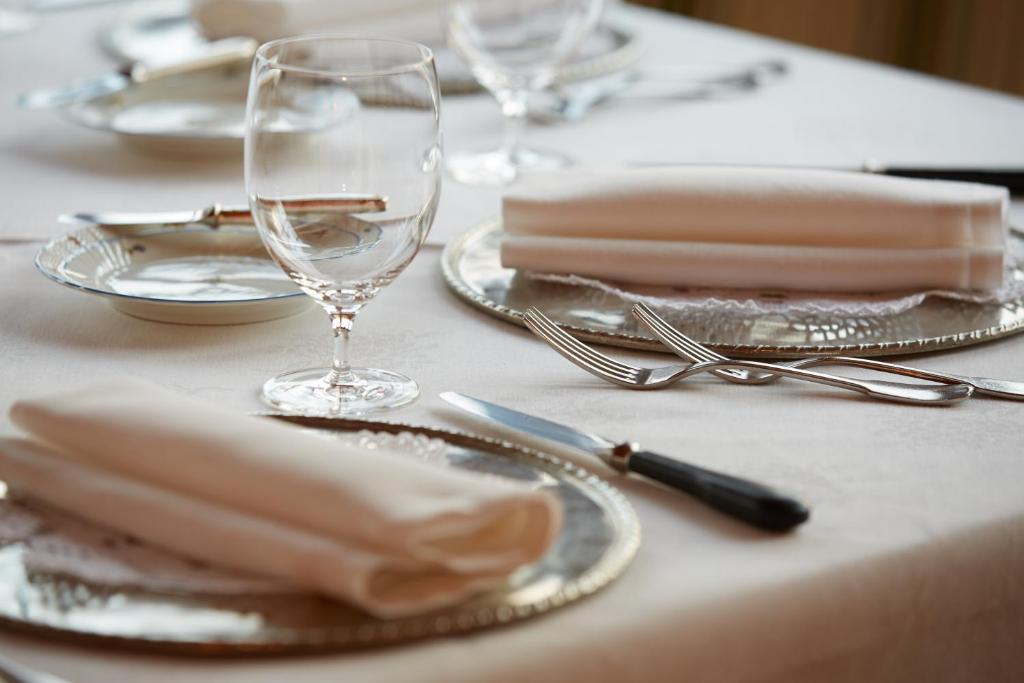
[{"x1": 445, "y1": 0, "x2": 605, "y2": 186}]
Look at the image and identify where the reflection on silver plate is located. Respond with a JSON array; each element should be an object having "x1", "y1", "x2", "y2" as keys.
[
  {"x1": 0, "y1": 417, "x2": 639, "y2": 654},
  {"x1": 36, "y1": 223, "x2": 311, "y2": 325},
  {"x1": 442, "y1": 219, "x2": 1024, "y2": 358},
  {"x1": 99, "y1": 0, "x2": 643, "y2": 96}
]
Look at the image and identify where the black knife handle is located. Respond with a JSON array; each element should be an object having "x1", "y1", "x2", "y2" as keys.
[
  {"x1": 628, "y1": 451, "x2": 810, "y2": 532},
  {"x1": 879, "y1": 167, "x2": 1024, "y2": 194}
]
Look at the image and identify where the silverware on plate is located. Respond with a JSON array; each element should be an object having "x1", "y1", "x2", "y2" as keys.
[
  {"x1": 523, "y1": 307, "x2": 972, "y2": 405},
  {"x1": 441, "y1": 391, "x2": 809, "y2": 531},
  {"x1": 62, "y1": 195, "x2": 389, "y2": 229},
  {"x1": 632, "y1": 302, "x2": 1024, "y2": 401},
  {"x1": 17, "y1": 36, "x2": 257, "y2": 110}
]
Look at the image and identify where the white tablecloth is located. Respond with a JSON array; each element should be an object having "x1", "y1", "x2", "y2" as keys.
[{"x1": 1, "y1": 3, "x2": 1023, "y2": 682}]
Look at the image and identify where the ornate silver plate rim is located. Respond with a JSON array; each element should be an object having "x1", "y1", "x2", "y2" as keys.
[
  {"x1": 0, "y1": 416, "x2": 640, "y2": 654},
  {"x1": 441, "y1": 219, "x2": 1024, "y2": 358},
  {"x1": 35, "y1": 223, "x2": 304, "y2": 306}
]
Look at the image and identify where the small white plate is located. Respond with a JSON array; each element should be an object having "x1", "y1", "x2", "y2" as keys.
[{"x1": 36, "y1": 223, "x2": 311, "y2": 325}]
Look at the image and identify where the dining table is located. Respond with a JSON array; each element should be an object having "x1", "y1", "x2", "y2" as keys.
[{"x1": 1, "y1": 2, "x2": 1024, "y2": 681}]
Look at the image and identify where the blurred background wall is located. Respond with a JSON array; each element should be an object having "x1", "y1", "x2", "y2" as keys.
[{"x1": 630, "y1": 0, "x2": 1024, "y2": 97}]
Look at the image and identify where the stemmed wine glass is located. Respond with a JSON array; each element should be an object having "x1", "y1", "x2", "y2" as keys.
[
  {"x1": 445, "y1": 0, "x2": 605, "y2": 186},
  {"x1": 245, "y1": 36, "x2": 442, "y2": 415}
]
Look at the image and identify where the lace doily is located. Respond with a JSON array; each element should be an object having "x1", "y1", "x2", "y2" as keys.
[
  {"x1": 530, "y1": 236, "x2": 1024, "y2": 319},
  {"x1": 0, "y1": 431, "x2": 450, "y2": 596}
]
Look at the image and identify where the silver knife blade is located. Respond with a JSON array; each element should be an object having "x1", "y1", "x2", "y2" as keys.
[
  {"x1": 440, "y1": 392, "x2": 618, "y2": 459},
  {"x1": 61, "y1": 196, "x2": 390, "y2": 230},
  {"x1": 17, "y1": 72, "x2": 131, "y2": 109},
  {"x1": 60, "y1": 209, "x2": 214, "y2": 228},
  {"x1": 17, "y1": 37, "x2": 257, "y2": 110}
]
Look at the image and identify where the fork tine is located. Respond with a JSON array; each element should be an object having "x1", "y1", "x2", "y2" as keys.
[
  {"x1": 528, "y1": 313, "x2": 638, "y2": 382},
  {"x1": 524, "y1": 310, "x2": 639, "y2": 382},
  {"x1": 632, "y1": 303, "x2": 708, "y2": 359},
  {"x1": 524, "y1": 309, "x2": 640, "y2": 377},
  {"x1": 633, "y1": 303, "x2": 723, "y2": 362},
  {"x1": 524, "y1": 316, "x2": 639, "y2": 384}
]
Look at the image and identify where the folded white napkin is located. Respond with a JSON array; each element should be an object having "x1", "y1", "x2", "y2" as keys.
[
  {"x1": 0, "y1": 379, "x2": 560, "y2": 618},
  {"x1": 501, "y1": 167, "x2": 1009, "y2": 293},
  {"x1": 192, "y1": 0, "x2": 445, "y2": 43}
]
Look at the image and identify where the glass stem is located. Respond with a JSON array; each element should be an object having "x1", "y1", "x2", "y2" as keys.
[
  {"x1": 498, "y1": 89, "x2": 529, "y2": 164},
  {"x1": 327, "y1": 311, "x2": 357, "y2": 387}
]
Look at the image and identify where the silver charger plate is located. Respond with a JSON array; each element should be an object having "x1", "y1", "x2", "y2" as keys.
[
  {"x1": 442, "y1": 219, "x2": 1024, "y2": 358},
  {"x1": 0, "y1": 417, "x2": 639, "y2": 654},
  {"x1": 36, "y1": 222, "x2": 311, "y2": 325}
]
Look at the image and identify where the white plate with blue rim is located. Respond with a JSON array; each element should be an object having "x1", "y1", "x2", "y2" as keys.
[{"x1": 36, "y1": 222, "x2": 311, "y2": 325}]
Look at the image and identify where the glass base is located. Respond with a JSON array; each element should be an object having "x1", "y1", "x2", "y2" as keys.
[
  {"x1": 447, "y1": 146, "x2": 572, "y2": 187},
  {"x1": 261, "y1": 367, "x2": 419, "y2": 416}
]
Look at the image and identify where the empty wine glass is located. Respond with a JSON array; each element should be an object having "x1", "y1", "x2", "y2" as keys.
[
  {"x1": 445, "y1": 0, "x2": 605, "y2": 186},
  {"x1": 245, "y1": 36, "x2": 442, "y2": 415}
]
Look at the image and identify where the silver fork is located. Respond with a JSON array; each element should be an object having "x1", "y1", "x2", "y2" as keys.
[
  {"x1": 632, "y1": 302, "x2": 1024, "y2": 401},
  {"x1": 523, "y1": 308, "x2": 971, "y2": 405}
]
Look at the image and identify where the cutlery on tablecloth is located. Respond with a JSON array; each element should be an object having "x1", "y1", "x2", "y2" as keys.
[
  {"x1": 632, "y1": 161, "x2": 1024, "y2": 195},
  {"x1": 528, "y1": 59, "x2": 787, "y2": 124},
  {"x1": 0, "y1": 653, "x2": 73, "y2": 683},
  {"x1": 17, "y1": 36, "x2": 257, "y2": 109},
  {"x1": 523, "y1": 307, "x2": 972, "y2": 405},
  {"x1": 62, "y1": 195, "x2": 389, "y2": 229},
  {"x1": 632, "y1": 302, "x2": 1024, "y2": 401},
  {"x1": 441, "y1": 391, "x2": 809, "y2": 531},
  {"x1": 860, "y1": 160, "x2": 1024, "y2": 194}
]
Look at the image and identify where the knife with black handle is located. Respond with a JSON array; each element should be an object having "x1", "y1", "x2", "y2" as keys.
[
  {"x1": 862, "y1": 161, "x2": 1024, "y2": 194},
  {"x1": 441, "y1": 392, "x2": 810, "y2": 532},
  {"x1": 626, "y1": 449, "x2": 808, "y2": 531}
]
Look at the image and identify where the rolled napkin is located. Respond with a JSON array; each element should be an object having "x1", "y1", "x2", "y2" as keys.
[
  {"x1": 192, "y1": 0, "x2": 445, "y2": 44},
  {"x1": 0, "y1": 379, "x2": 560, "y2": 617},
  {"x1": 501, "y1": 167, "x2": 1010, "y2": 293}
]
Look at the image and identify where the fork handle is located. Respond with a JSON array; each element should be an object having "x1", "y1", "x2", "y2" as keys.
[{"x1": 628, "y1": 450, "x2": 810, "y2": 531}]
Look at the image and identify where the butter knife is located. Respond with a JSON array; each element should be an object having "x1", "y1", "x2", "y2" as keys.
[
  {"x1": 17, "y1": 37, "x2": 257, "y2": 110},
  {"x1": 440, "y1": 392, "x2": 810, "y2": 532},
  {"x1": 61, "y1": 195, "x2": 389, "y2": 229}
]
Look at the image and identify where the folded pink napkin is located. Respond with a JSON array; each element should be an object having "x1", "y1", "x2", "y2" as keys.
[
  {"x1": 501, "y1": 167, "x2": 1009, "y2": 293},
  {"x1": 0, "y1": 379, "x2": 560, "y2": 617}
]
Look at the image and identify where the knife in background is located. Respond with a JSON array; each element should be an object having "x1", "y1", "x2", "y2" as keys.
[
  {"x1": 860, "y1": 160, "x2": 1024, "y2": 194},
  {"x1": 636, "y1": 161, "x2": 1024, "y2": 195},
  {"x1": 17, "y1": 37, "x2": 257, "y2": 110},
  {"x1": 440, "y1": 392, "x2": 810, "y2": 532}
]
